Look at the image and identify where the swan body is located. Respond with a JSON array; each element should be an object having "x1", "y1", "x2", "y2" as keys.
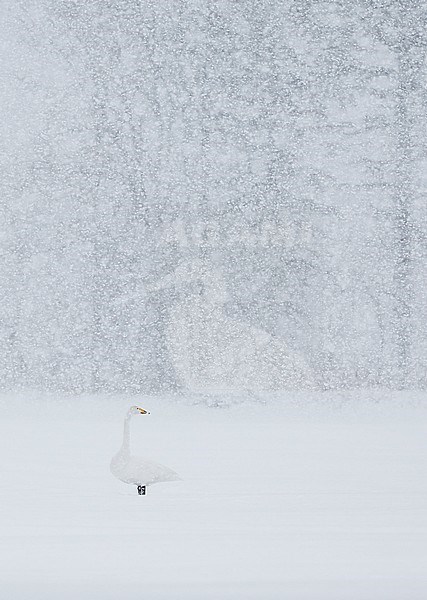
[{"x1": 110, "y1": 406, "x2": 180, "y2": 493}]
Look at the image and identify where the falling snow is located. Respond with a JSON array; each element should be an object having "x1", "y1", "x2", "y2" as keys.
[{"x1": 1, "y1": 1, "x2": 426, "y2": 394}]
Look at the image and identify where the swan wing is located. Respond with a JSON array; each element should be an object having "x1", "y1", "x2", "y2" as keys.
[{"x1": 119, "y1": 456, "x2": 181, "y2": 486}]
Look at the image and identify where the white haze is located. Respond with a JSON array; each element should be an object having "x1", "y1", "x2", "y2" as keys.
[{"x1": 1, "y1": 3, "x2": 427, "y2": 599}]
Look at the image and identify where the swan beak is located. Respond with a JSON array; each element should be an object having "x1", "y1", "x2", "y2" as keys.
[{"x1": 137, "y1": 407, "x2": 150, "y2": 415}]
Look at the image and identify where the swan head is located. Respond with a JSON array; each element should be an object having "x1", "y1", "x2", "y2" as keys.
[{"x1": 129, "y1": 405, "x2": 150, "y2": 416}]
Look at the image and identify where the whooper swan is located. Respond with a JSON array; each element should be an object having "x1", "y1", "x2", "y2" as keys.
[{"x1": 110, "y1": 406, "x2": 180, "y2": 495}]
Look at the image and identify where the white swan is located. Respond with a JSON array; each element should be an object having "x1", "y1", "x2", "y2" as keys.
[{"x1": 110, "y1": 406, "x2": 180, "y2": 495}]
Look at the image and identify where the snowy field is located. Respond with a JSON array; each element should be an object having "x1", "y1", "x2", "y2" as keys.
[{"x1": 0, "y1": 391, "x2": 426, "y2": 600}]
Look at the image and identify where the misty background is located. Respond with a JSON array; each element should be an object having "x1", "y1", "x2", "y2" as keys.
[{"x1": 1, "y1": 0, "x2": 426, "y2": 396}]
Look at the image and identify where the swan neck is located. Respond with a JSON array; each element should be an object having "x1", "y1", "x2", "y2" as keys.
[{"x1": 122, "y1": 414, "x2": 131, "y2": 454}]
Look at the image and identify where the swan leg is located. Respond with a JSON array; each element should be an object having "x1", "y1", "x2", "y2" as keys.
[{"x1": 137, "y1": 485, "x2": 146, "y2": 495}]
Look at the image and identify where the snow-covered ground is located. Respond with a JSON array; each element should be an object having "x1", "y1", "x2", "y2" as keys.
[{"x1": 0, "y1": 391, "x2": 426, "y2": 599}]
